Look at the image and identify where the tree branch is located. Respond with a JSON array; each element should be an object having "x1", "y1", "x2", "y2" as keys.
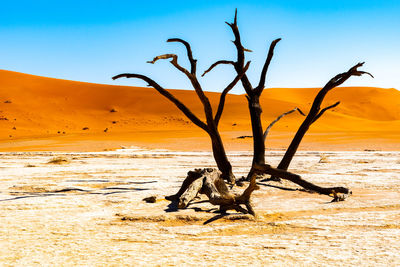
[
  {"x1": 253, "y1": 164, "x2": 351, "y2": 198},
  {"x1": 225, "y1": 9, "x2": 254, "y2": 96},
  {"x1": 147, "y1": 54, "x2": 191, "y2": 77},
  {"x1": 214, "y1": 61, "x2": 251, "y2": 126},
  {"x1": 263, "y1": 107, "x2": 305, "y2": 141},
  {"x1": 167, "y1": 38, "x2": 197, "y2": 74},
  {"x1": 322, "y1": 62, "x2": 374, "y2": 93},
  {"x1": 112, "y1": 73, "x2": 209, "y2": 132},
  {"x1": 305, "y1": 62, "x2": 372, "y2": 127},
  {"x1": 201, "y1": 60, "x2": 235, "y2": 77},
  {"x1": 255, "y1": 38, "x2": 281, "y2": 95},
  {"x1": 274, "y1": 62, "x2": 373, "y2": 174},
  {"x1": 148, "y1": 54, "x2": 212, "y2": 120},
  {"x1": 312, "y1": 101, "x2": 340, "y2": 124}
]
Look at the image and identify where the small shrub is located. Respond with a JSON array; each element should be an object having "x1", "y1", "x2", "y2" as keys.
[
  {"x1": 47, "y1": 156, "x2": 70, "y2": 165},
  {"x1": 319, "y1": 154, "x2": 329, "y2": 163}
]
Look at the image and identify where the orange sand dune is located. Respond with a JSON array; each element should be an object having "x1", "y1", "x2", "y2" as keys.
[{"x1": 0, "y1": 69, "x2": 399, "y2": 151}]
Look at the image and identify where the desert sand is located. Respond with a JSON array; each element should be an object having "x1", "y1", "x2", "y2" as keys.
[
  {"x1": 1, "y1": 69, "x2": 400, "y2": 152},
  {"x1": 1, "y1": 148, "x2": 399, "y2": 265}
]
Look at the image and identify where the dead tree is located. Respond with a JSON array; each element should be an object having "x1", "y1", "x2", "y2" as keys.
[
  {"x1": 114, "y1": 10, "x2": 370, "y2": 219},
  {"x1": 113, "y1": 39, "x2": 250, "y2": 184},
  {"x1": 203, "y1": 9, "x2": 281, "y2": 178},
  {"x1": 202, "y1": 10, "x2": 371, "y2": 198}
]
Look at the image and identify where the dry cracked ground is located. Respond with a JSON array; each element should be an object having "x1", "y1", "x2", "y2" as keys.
[{"x1": 1, "y1": 149, "x2": 400, "y2": 266}]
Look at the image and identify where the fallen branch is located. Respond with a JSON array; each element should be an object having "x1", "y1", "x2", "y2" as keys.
[
  {"x1": 167, "y1": 168, "x2": 259, "y2": 215},
  {"x1": 253, "y1": 164, "x2": 351, "y2": 200}
]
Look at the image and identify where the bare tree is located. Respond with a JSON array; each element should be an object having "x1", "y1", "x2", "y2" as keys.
[
  {"x1": 114, "y1": 10, "x2": 371, "y2": 218},
  {"x1": 202, "y1": 10, "x2": 372, "y2": 198},
  {"x1": 205, "y1": 10, "x2": 371, "y2": 176},
  {"x1": 113, "y1": 39, "x2": 250, "y2": 184}
]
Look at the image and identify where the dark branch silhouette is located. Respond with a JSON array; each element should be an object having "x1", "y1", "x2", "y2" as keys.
[
  {"x1": 253, "y1": 164, "x2": 351, "y2": 197},
  {"x1": 113, "y1": 37, "x2": 251, "y2": 184},
  {"x1": 112, "y1": 73, "x2": 208, "y2": 132},
  {"x1": 202, "y1": 60, "x2": 235, "y2": 77},
  {"x1": 167, "y1": 38, "x2": 197, "y2": 74},
  {"x1": 263, "y1": 107, "x2": 305, "y2": 141},
  {"x1": 224, "y1": 11, "x2": 281, "y2": 172},
  {"x1": 312, "y1": 101, "x2": 340, "y2": 123},
  {"x1": 275, "y1": 63, "x2": 373, "y2": 174},
  {"x1": 214, "y1": 61, "x2": 251, "y2": 126},
  {"x1": 113, "y1": 10, "x2": 373, "y2": 220},
  {"x1": 208, "y1": 11, "x2": 369, "y2": 201},
  {"x1": 255, "y1": 38, "x2": 282, "y2": 95}
]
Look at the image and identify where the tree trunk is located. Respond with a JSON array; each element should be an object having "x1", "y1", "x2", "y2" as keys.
[
  {"x1": 276, "y1": 116, "x2": 313, "y2": 171},
  {"x1": 243, "y1": 95, "x2": 266, "y2": 181},
  {"x1": 248, "y1": 95, "x2": 266, "y2": 167},
  {"x1": 209, "y1": 128, "x2": 235, "y2": 184}
]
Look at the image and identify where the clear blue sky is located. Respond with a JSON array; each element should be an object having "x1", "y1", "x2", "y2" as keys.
[{"x1": 1, "y1": 0, "x2": 399, "y2": 93}]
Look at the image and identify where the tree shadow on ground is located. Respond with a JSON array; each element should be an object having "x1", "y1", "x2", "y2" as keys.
[{"x1": 1, "y1": 186, "x2": 150, "y2": 202}]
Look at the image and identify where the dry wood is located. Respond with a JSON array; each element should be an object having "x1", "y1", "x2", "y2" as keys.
[
  {"x1": 112, "y1": 73, "x2": 209, "y2": 132},
  {"x1": 223, "y1": 10, "x2": 282, "y2": 170},
  {"x1": 113, "y1": 35, "x2": 251, "y2": 183},
  {"x1": 253, "y1": 164, "x2": 351, "y2": 200},
  {"x1": 178, "y1": 176, "x2": 204, "y2": 209},
  {"x1": 171, "y1": 168, "x2": 259, "y2": 215},
  {"x1": 165, "y1": 169, "x2": 204, "y2": 201},
  {"x1": 201, "y1": 60, "x2": 235, "y2": 77},
  {"x1": 263, "y1": 107, "x2": 305, "y2": 141},
  {"x1": 167, "y1": 38, "x2": 197, "y2": 74},
  {"x1": 254, "y1": 38, "x2": 281, "y2": 95},
  {"x1": 113, "y1": 10, "x2": 372, "y2": 221},
  {"x1": 276, "y1": 63, "x2": 373, "y2": 173},
  {"x1": 311, "y1": 101, "x2": 340, "y2": 123}
]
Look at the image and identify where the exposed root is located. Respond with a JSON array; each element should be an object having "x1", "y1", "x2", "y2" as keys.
[{"x1": 167, "y1": 168, "x2": 259, "y2": 216}]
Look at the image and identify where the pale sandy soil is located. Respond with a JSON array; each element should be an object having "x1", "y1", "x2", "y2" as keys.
[{"x1": 1, "y1": 148, "x2": 399, "y2": 266}]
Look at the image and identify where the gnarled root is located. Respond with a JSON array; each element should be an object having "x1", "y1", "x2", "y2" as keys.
[{"x1": 166, "y1": 168, "x2": 259, "y2": 215}]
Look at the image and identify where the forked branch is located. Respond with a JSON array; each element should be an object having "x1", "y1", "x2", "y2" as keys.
[
  {"x1": 147, "y1": 53, "x2": 213, "y2": 123},
  {"x1": 214, "y1": 61, "x2": 251, "y2": 126},
  {"x1": 324, "y1": 62, "x2": 373, "y2": 90},
  {"x1": 225, "y1": 10, "x2": 254, "y2": 95},
  {"x1": 255, "y1": 38, "x2": 282, "y2": 95},
  {"x1": 312, "y1": 101, "x2": 340, "y2": 123},
  {"x1": 167, "y1": 38, "x2": 197, "y2": 74},
  {"x1": 275, "y1": 62, "x2": 373, "y2": 174}
]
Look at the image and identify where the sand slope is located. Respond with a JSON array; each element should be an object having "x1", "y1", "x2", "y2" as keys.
[{"x1": 0, "y1": 70, "x2": 399, "y2": 151}]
